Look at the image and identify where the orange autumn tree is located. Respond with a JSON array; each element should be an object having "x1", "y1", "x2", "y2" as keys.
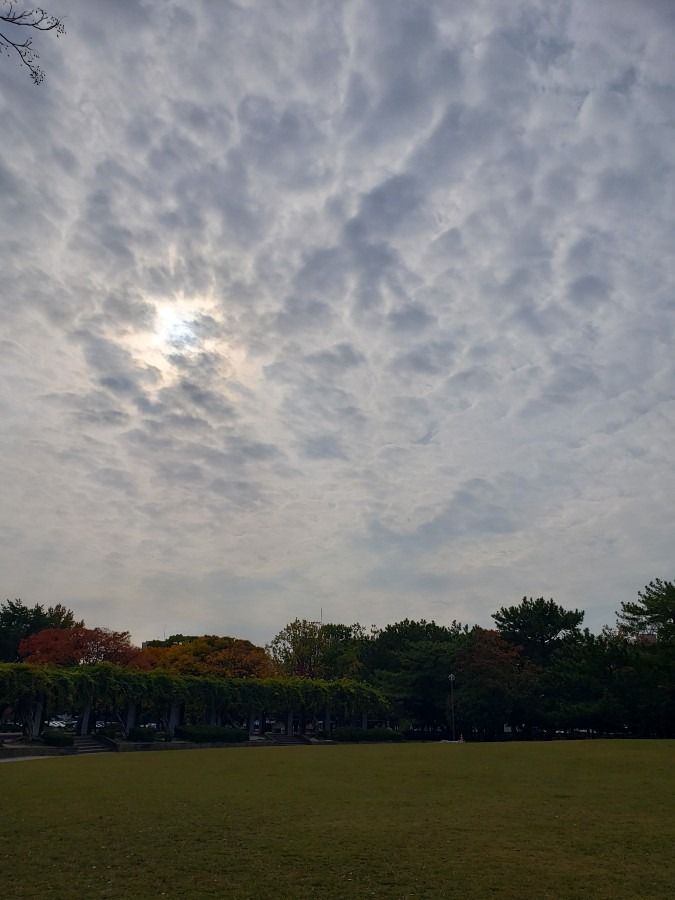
[
  {"x1": 18, "y1": 626, "x2": 148, "y2": 668},
  {"x1": 144, "y1": 635, "x2": 276, "y2": 679}
]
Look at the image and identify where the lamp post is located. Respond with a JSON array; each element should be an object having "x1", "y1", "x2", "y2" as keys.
[{"x1": 448, "y1": 674, "x2": 456, "y2": 742}]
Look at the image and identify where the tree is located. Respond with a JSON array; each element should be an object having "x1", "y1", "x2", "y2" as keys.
[
  {"x1": 144, "y1": 635, "x2": 276, "y2": 679},
  {"x1": 617, "y1": 579, "x2": 675, "y2": 643},
  {"x1": 0, "y1": 2, "x2": 64, "y2": 84},
  {"x1": 144, "y1": 634, "x2": 200, "y2": 648},
  {"x1": 316, "y1": 623, "x2": 368, "y2": 680},
  {"x1": 376, "y1": 640, "x2": 461, "y2": 731},
  {"x1": 492, "y1": 597, "x2": 584, "y2": 665},
  {"x1": 17, "y1": 626, "x2": 147, "y2": 668},
  {"x1": 0, "y1": 599, "x2": 83, "y2": 661},
  {"x1": 359, "y1": 619, "x2": 465, "y2": 680},
  {"x1": 359, "y1": 620, "x2": 468, "y2": 731},
  {"x1": 543, "y1": 629, "x2": 629, "y2": 736},
  {"x1": 453, "y1": 628, "x2": 538, "y2": 741},
  {"x1": 267, "y1": 619, "x2": 367, "y2": 679}
]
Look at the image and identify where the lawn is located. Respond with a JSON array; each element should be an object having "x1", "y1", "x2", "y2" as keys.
[{"x1": 1, "y1": 741, "x2": 673, "y2": 898}]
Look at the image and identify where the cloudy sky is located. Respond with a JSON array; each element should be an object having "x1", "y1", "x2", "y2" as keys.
[{"x1": 1, "y1": 0, "x2": 673, "y2": 646}]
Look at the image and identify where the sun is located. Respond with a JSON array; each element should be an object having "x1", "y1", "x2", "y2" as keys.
[
  {"x1": 121, "y1": 297, "x2": 213, "y2": 377},
  {"x1": 153, "y1": 306, "x2": 199, "y2": 351},
  {"x1": 144, "y1": 297, "x2": 219, "y2": 362},
  {"x1": 121, "y1": 294, "x2": 255, "y2": 387}
]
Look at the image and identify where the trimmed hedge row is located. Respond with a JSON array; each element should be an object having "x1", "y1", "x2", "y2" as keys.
[
  {"x1": 0, "y1": 663, "x2": 386, "y2": 730},
  {"x1": 128, "y1": 725, "x2": 156, "y2": 742},
  {"x1": 42, "y1": 730, "x2": 74, "y2": 747},
  {"x1": 174, "y1": 725, "x2": 249, "y2": 743},
  {"x1": 331, "y1": 727, "x2": 404, "y2": 743}
]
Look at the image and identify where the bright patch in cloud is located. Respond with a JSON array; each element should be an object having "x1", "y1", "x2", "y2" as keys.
[{"x1": 156, "y1": 307, "x2": 198, "y2": 350}]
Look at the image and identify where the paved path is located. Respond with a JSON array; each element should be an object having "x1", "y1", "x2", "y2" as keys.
[{"x1": 0, "y1": 755, "x2": 65, "y2": 762}]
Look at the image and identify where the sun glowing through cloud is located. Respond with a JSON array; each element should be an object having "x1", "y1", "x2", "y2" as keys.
[
  {"x1": 121, "y1": 297, "x2": 217, "y2": 378},
  {"x1": 122, "y1": 295, "x2": 255, "y2": 388},
  {"x1": 154, "y1": 306, "x2": 199, "y2": 351}
]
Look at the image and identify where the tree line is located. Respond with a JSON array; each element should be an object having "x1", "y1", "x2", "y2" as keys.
[{"x1": 1, "y1": 579, "x2": 674, "y2": 739}]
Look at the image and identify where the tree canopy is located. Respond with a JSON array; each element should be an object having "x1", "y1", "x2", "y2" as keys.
[
  {"x1": 18, "y1": 626, "x2": 146, "y2": 668},
  {"x1": 359, "y1": 618, "x2": 465, "y2": 677},
  {"x1": 144, "y1": 635, "x2": 276, "y2": 679},
  {"x1": 617, "y1": 579, "x2": 675, "y2": 643},
  {"x1": 453, "y1": 628, "x2": 538, "y2": 741},
  {"x1": 267, "y1": 619, "x2": 366, "y2": 680},
  {"x1": 0, "y1": 599, "x2": 83, "y2": 662},
  {"x1": 492, "y1": 597, "x2": 584, "y2": 664}
]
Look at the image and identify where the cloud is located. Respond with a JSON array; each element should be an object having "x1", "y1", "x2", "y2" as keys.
[
  {"x1": 388, "y1": 302, "x2": 437, "y2": 334},
  {"x1": 305, "y1": 343, "x2": 365, "y2": 372},
  {"x1": 391, "y1": 340, "x2": 455, "y2": 375},
  {"x1": 0, "y1": 0, "x2": 673, "y2": 643},
  {"x1": 301, "y1": 434, "x2": 348, "y2": 461}
]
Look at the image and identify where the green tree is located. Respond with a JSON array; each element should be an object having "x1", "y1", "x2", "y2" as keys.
[
  {"x1": 376, "y1": 639, "x2": 461, "y2": 731},
  {"x1": 359, "y1": 619, "x2": 465, "y2": 680},
  {"x1": 267, "y1": 619, "x2": 366, "y2": 679},
  {"x1": 492, "y1": 597, "x2": 584, "y2": 665},
  {"x1": 144, "y1": 634, "x2": 200, "y2": 648},
  {"x1": 543, "y1": 629, "x2": 628, "y2": 736},
  {"x1": 617, "y1": 579, "x2": 675, "y2": 643},
  {"x1": 360, "y1": 621, "x2": 468, "y2": 732},
  {"x1": 0, "y1": 599, "x2": 83, "y2": 662}
]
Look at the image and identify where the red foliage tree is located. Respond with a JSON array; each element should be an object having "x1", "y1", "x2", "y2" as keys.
[
  {"x1": 18, "y1": 626, "x2": 148, "y2": 668},
  {"x1": 453, "y1": 628, "x2": 538, "y2": 740}
]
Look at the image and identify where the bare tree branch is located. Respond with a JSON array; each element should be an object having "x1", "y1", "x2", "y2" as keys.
[{"x1": 0, "y1": 1, "x2": 65, "y2": 84}]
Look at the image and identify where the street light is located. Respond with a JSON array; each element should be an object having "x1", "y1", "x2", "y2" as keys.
[{"x1": 448, "y1": 674, "x2": 456, "y2": 742}]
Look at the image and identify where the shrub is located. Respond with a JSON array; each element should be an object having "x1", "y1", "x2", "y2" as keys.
[
  {"x1": 128, "y1": 725, "x2": 156, "y2": 743},
  {"x1": 174, "y1": 725, "x2": 249, "y2": 743},
  {"x1": 331, "y1": 727, "x2": 404, "y2": 743},
  {"x1": 42, "y1": 730, "x2": 74, "y2": 747},
  {"x1": 98, "y1": 724, "x2": 121, "y2": 740},
  {"x1": 0, "y1": 724, "x2": 20, "y2": 733}
]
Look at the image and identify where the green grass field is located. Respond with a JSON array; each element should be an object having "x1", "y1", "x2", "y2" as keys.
[{"x1": 2, "y1": 741, "x2": 673, "y2": 899}]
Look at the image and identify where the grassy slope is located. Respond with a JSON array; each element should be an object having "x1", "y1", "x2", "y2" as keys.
[{"x1": 1, "y1": 741, "x2": 673, "y2": 899}]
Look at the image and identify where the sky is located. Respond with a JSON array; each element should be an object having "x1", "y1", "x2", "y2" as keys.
[{"x1": 1, "y1": 0, "x2": 673, "y2": 647}]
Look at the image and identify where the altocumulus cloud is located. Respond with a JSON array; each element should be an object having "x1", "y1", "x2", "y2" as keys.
[{"x1": 0, "y1": 0, "x2": 674, "y2": 644}]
